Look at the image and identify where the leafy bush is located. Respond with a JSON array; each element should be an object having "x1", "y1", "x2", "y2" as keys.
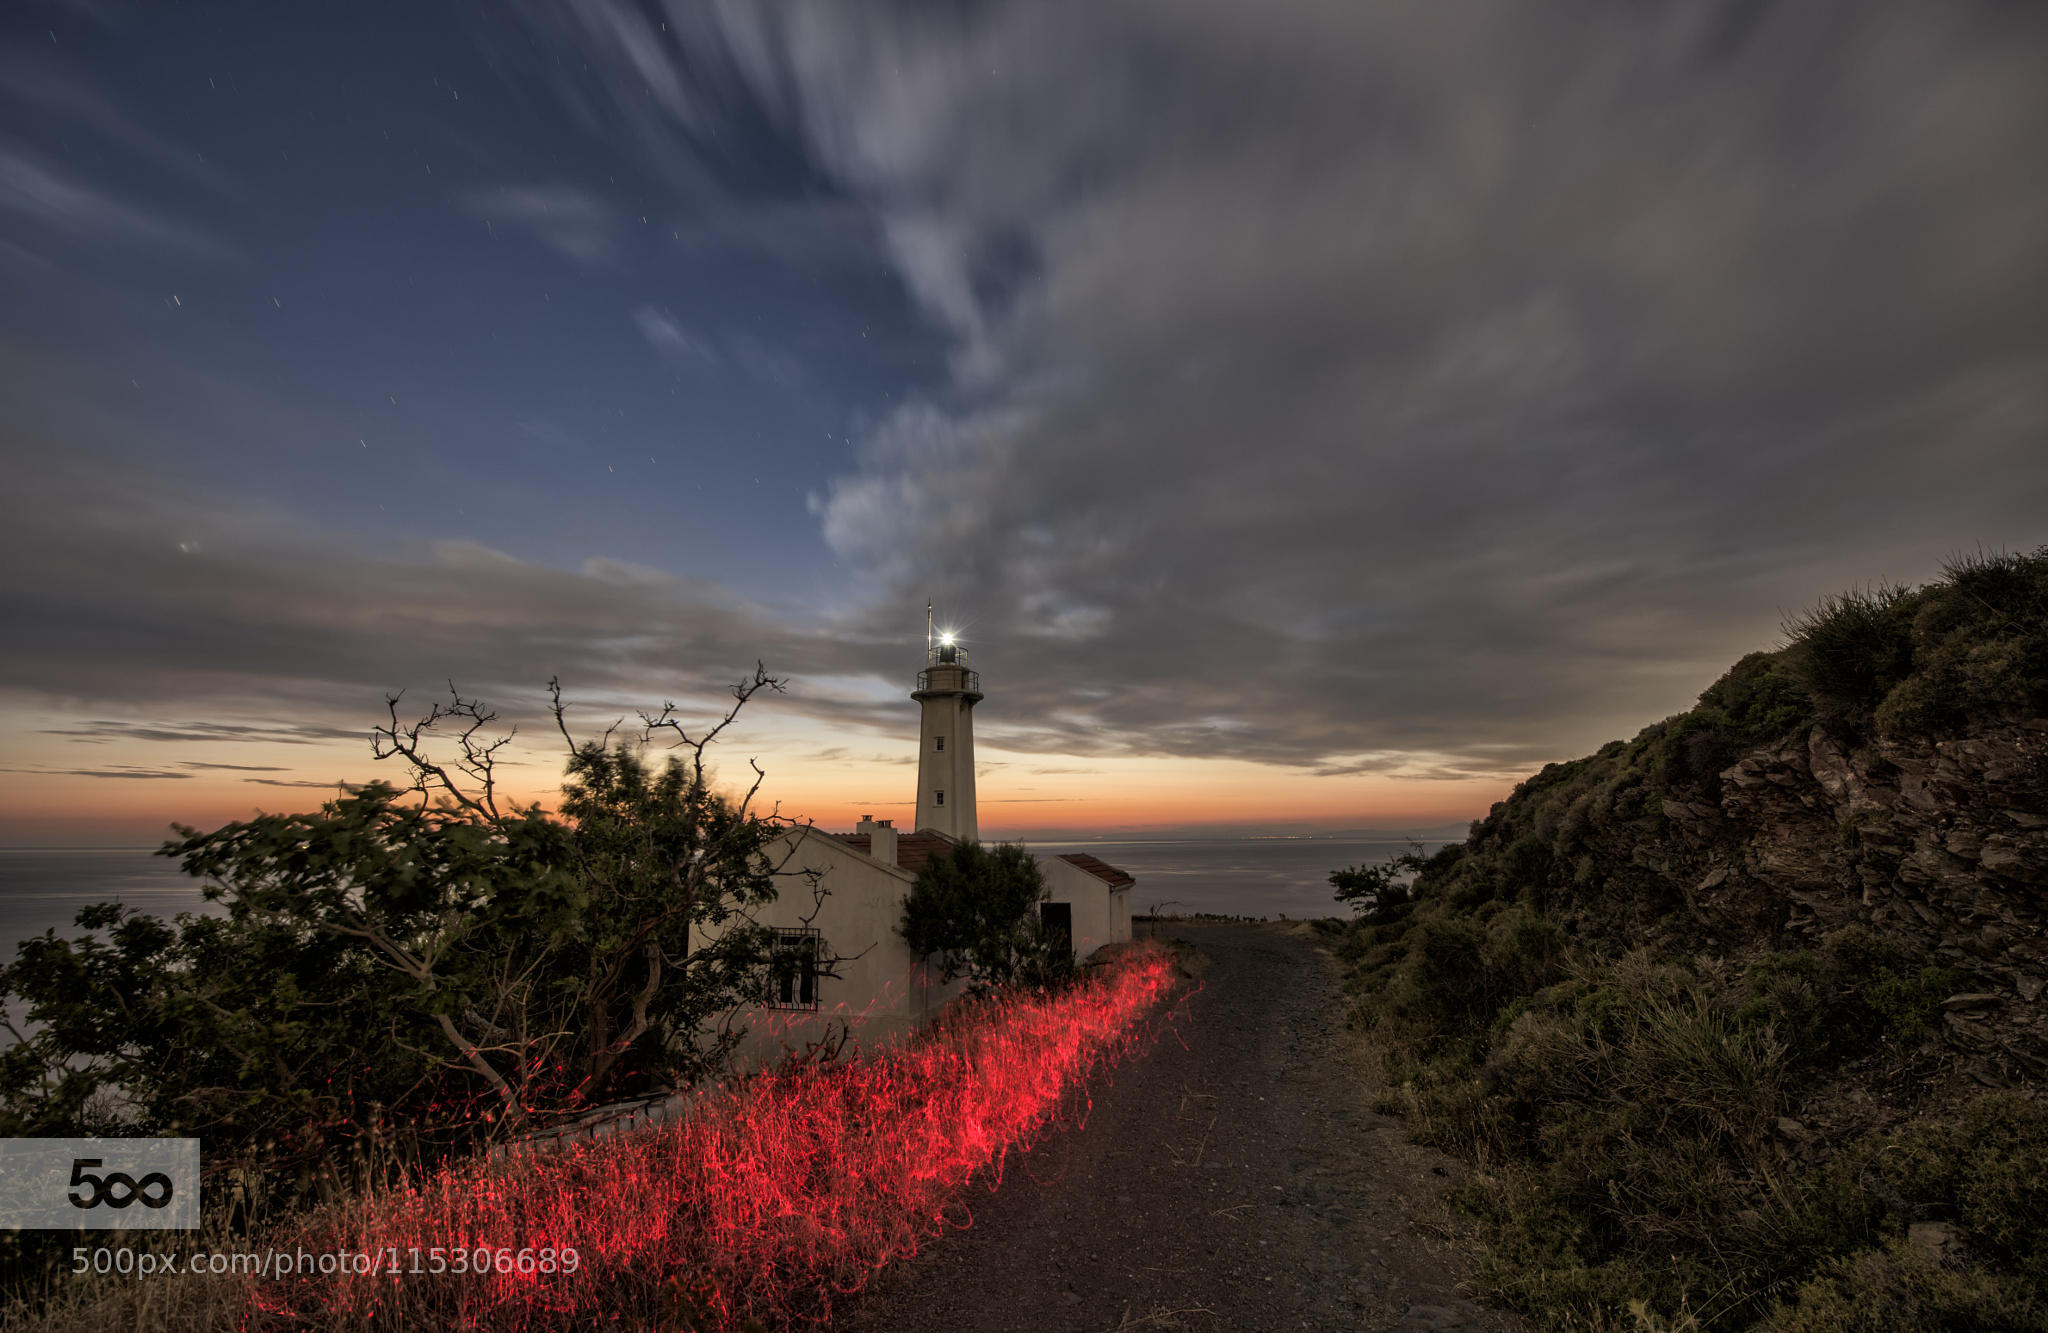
[
  {"x1": 1767, "y1": 546, "x2": 2048, "y2": 731},
  {"x1": 1769, "y1": 1235, "x2": 2046, "y2": 1333},
  {"x1": 1872, "y1": 1094, "x2": 2048, "y2": 1285},
  {"x1": 1349, "y1": 910, "x2": 2040, "y2": 1331},
  {"x1": 1782, "y1": 583, "x2": 1919, "y2": 714},
  {"x1": 1329, "y1": 851, "x2": 1423, "y2": 923},
  {"x1": 899, "y1": 841, "x2": 1070, "y2": 990},
  {"x1": 1358, "y1": 904, "x2": 1564, "y2": 1053},
  {"x1": 0, "y1": 679, "x2": 788, "y2": 1193},
  {"x1": 1824, "y1": 926, "x2": 1971, "y2": 1044},
  {"x1": 1660, "y1": 651, "x2": 1815, "y2": 781},
  {"x1": 1875, "y1": 548, "x2": 2048, "y2": 733}
]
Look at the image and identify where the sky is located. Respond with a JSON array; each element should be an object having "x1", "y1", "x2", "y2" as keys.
[{"x1": 2, "y1": 0, "x2": 2045, "y2": 847}]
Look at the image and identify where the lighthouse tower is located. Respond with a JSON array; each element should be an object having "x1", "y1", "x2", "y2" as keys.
[{"x1": 912, "y1": 604, "x2": 982, "y2": 841}]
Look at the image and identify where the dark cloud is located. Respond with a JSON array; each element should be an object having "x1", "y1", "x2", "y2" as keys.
[
  {"x1": 2, "y1": 767, "x2": 194, "y2": 781},
  {"x1": 3, "y1": 1, "x2": 2044, "y2": 795},
  {"x1": 43, "y1": 721, "x2": 366, "y2": 746},
  {"x1": 0, "y1": 457, "x2": 918, "y2": 745},
  {"x1": 509, "y1": 0, "x2": 2046, "y2": 765}
]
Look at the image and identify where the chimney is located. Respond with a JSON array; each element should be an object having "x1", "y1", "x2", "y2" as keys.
[
  {"x1": 855, "y1": 814, "x2": 877, "y2": 835},
  {"x1": 870, "y1": 818, "x2": 899, "y2": 868}
]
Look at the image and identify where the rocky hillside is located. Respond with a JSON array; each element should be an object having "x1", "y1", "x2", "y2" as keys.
[
  {"x1": 1339, "y1": 547, "x2": 2048, "y2": 1331},
  {"x1": 1441, "y1": 549, "x2": 2048, "y2": 1083}
]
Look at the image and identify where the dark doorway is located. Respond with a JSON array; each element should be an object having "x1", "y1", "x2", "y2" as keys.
[{"x1": 1039, "y1": 901, "x2": 1073, "y2": 955}]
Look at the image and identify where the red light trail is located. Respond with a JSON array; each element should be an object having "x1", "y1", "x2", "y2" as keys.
[{"x1": 246, "y1": 944, "x2": 1182, "y2": 1330}]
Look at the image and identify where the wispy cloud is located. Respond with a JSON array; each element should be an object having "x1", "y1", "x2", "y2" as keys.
[
  {"x1": 632, "y1": 306, "x2": 722, "y2": 364},
  {"x1": 804, "y1": 747, "x2": 916, "y2": 766},
  {"x1": 458, "y1": 183, "x2": 619, "y2": 265},
  {"x1": 0, "y1": 63, "x2": 238, "y2": 194},
  {"x1": 0, "y1": 146, "x2": 237, "y2": 261},
  {"x1": 632, "y1": 307, "x2": 807, "y2": 386},
  {"x1": 726, "y1": 333, "x2": 805, "y2": 388}
]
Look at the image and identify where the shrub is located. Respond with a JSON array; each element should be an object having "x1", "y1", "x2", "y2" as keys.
[
  {"x1": 899, "y1": 841, "x2": 1064, "y2": 990},
  {"x1": 1873, "y1": 1093, "x2": 2048, "y2": 1284},
  {"x1": 1698, "y1": 651, "x2": 1815, "y2": 743},
  {"x1": 1875, "y1": 547, "x2": 2048, "y2": 733},
  {"x1": 1329, "y1": 851, "x2": 1423, "y2": 923},
  {"x1": 1782, "y1": 584, "x2": 1918, "y2": 713},
  {"x1": 1735, "y1": 950, "x2": 1835, "y2": 1065},
  {"x1": 1768, "y1": 1235, "x2": 2046, "y2": 1333},
  {"x1": 1824, "y1": 926, "x2": 1970, "y2": 1045},
  {"x1": 1362, "y1": 905, "x2": 1564, "y2": 1047}
]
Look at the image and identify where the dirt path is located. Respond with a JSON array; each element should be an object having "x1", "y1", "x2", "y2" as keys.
[{"x1": 833, "y1": 922, "x2": 1528, "y2": 1333}]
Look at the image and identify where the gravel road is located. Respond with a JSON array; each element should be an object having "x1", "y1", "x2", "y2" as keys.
[{"x1": 833, "y1": 921, "x2": 1528, "y2": 1333}]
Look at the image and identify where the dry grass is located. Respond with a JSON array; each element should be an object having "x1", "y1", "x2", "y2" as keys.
[
  {"x1": 1110, "y1": 1301, "x2": 1221, "y2": 1330},
  {"x1": 3, "y1": 948, "x2": 1183, "y2": 1333},
  {"x1": 0, "y1": 1230, "x2": 244, "y2": 1333}
]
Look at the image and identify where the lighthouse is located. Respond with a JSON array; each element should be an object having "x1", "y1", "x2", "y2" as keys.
[{"x1": 911, "y1": 604, "x2": 981, "y2": 841}]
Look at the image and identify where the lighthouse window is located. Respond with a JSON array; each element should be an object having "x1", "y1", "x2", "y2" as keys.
[
  {"x1": 935, "y1": 735, "x2": 945, "y2": 751},
  {"x1": 935, "y1": 790, "x2": 945, "y2": 806}
]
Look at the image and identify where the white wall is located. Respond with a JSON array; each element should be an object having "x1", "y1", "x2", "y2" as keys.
[
  {"x1": 700, "y1": 828, "x2": 963, "y2": 1070},
  {"x1": 1036, "y1": 855, "x2": 1130, "y2": 959},
  {"x1": 697, "y1": 835, "x2": 1135, "y2": 1072},
  {"x1": 913, "y1": 667, "x2": 980, "y2": 840}
]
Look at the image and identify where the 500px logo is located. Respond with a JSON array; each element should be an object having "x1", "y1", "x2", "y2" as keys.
[
  {"x1": 0, "y1": 1139, "x2": 199, "y2": 1230},
  {"x1": 67, "y1": 1158, "x2": 176, "y2": 1211}
]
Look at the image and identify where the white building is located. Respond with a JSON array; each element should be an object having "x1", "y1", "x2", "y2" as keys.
[{"x1": 711, "y1": 622, "x2": 1136, "y2": 1067}]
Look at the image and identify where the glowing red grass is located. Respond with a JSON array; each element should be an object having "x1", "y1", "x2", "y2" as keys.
[{"x1": 245, "y1": 944, "x2": 1181, "y2": 1330}]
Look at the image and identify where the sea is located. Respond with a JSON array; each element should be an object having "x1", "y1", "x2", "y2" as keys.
[
  {"x1": 1033, "y1": 838, "x2": 1446, "y2": 919},
  {"x1": 0, "y1": 848, "x2": 225, "y2": 964},
  {"x1": 0, "y1": 839, "x2": 1441, "y2": 963}
]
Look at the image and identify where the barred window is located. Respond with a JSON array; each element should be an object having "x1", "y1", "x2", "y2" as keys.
[{"x1": 765, "y1": 928, "x2": 821, "y2": 1010}]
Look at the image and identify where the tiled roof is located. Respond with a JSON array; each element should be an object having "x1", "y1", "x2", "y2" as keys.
[
  {"x1": 828, "y1": 830, "x2": 959, "y2": 874},
  {"x1": 1056, "y1": 852, "x2": 1136, "y2": 889}
]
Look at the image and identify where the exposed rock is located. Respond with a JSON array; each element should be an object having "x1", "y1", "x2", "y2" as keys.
[
  {"x1": 1907, "y1": 1221, "x2": 1958, "y2": 1261},
  {"x1": 1528, "y1": 716, "x2": 2048, "y2": 1080}
]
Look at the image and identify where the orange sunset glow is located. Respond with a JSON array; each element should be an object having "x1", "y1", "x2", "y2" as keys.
[{"x1": 0, "y1": 691, "x2": 1507, "y2": 848}]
